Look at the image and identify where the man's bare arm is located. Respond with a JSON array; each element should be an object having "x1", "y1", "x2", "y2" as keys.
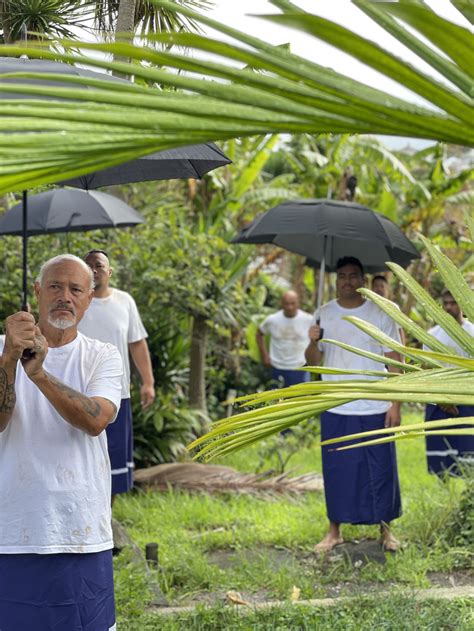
[
  {"x1": 0, "y1": 358, "x2": 17, "y2": 432},
  {"x1": 305, "y1": 324, "x2": 323, "y2": 365},
  {"x1": 256, "y1": 329, "x2": 271, "y2": 367},
  {"x1": 29, "y1": 370, "x2": 116, "y2": 436},
  {"x1": 0, "y1": 311, "x2": 37, "y2": 432},
  {"x1": 129, "y1": 338, "x2": 155, "y2": 409}
]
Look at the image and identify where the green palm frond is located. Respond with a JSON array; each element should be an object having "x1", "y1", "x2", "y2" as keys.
[
  {"x1": 320, "y1": 417, "x2": 474, "y2": 451},
  {"x1": 0, "y1": 0, "x2": 473, "y2": 193},
  {"x1": 356, "y1": 288, "x2": 463, "y2": 357},
  {"x1": 386, "y1": 262, "x2": 474, "y2": 355},
  {"x1": 419, "y1": 235, "x2": 474, "y2": 323}
]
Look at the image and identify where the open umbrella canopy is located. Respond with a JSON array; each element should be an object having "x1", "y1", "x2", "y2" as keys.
[
  {"x1": 0, "y1": 56, "x2": 129, "y2": 98},
  {"x1": 232, "y1": 199, "x2": 419, "y2": 273},
  {"x1": 0, "y1": 189, "x2": 144, "y2": 235},
  {"x1": 59, "y1": 142, "x2": 231, "y2": 189}
]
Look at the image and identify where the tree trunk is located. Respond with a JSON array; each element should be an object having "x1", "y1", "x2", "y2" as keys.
[
  {"x1": 189, "y1": 314, "x2": 208, "y2": 424},
  {"x1": 113, "y1": 0, "x2": 137, "y2": 71},
  {"x1": 116, "y1": 0, "x2": 136, "y2": 37}
]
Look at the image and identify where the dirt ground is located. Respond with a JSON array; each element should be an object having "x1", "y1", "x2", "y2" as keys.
[{"x1": 174, "y1": 541, "x2": 474, "y2": 606}]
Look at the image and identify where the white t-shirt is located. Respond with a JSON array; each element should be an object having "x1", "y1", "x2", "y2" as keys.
[
  {"x1": 78, "y1": 288, "x2": 147, "y2": 398},
  {"x1": 0, "y1": 333, "x2": 122, "y2": 554},
  {"x1": 315, "y1": 299, "x2": 401, "y2": 415},
  {"x1": 259, "y1": 309, "x2": 313, "y2": 370},
  {"x1": 424, "y1": 319, "x2": 474, "y2": 358}
]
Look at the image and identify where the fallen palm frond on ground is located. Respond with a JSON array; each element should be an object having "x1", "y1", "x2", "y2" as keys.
[
  {"x1": 133, "y1": 462, "x2": 323, "y2": 496},
  {"x1": 189, "y1": 230, "x2": 474, "y2": 459}
]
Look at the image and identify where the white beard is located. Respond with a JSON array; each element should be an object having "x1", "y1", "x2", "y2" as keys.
[{"x1": 47, "y1": 315, "x2": 76, "y2": 330}]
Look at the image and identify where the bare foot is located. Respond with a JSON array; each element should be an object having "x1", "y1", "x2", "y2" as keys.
[
  {"x1": 381, "y1": 531, "x2": 400, "y2": 552},
  {"x1": 313, "y1": 534, "x2": 344, "y2": 554}
]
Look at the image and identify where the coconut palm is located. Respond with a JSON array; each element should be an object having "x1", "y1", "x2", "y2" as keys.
[
  {"x1": 0, "y1": 0, "x2": 94, "y2": 44},
  {"x1": 0, "y1": 0, "x2": 472, "y2": 194},
  {"x1": 91, "y1": 0, "x2": 213, "y2": 41}
]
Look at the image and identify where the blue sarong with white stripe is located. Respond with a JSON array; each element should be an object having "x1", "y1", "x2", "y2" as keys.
[
  {"x1": 107, "y1": 398, "x2": 133, "y2": 495},
  {"x1": 425, "y1": 404, "x2": 474, "y2": 477},
  {"x1": 321, "y1": 411, "x2": 402, "y2": 525},
  {"x1": 0, "y1": 550, "x2": 115, "y2": 631}
]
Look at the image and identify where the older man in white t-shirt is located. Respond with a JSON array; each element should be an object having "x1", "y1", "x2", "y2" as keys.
[
  {"x1": 305, "y1": 257, "x2": 402, "y2": 554},
  {"x1": 0, "y1": 254, "x2": 122, "y2": 631},
  {"x1": 256, "y1": 290, "x2": 313, "y2": 387}
]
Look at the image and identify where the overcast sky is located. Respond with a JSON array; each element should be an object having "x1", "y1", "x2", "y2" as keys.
[
  {"x1": 77, "y1": 1, "x2": 468, "y2": 149},
  {"x1": 203, "y1": 1, "x2": 468, "y2": 148}
]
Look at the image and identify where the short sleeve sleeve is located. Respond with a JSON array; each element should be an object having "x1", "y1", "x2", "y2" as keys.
[
  {"x1": 259, "y1": 316, "x2": 271, "y2": 334},
  {"x1": 86, "y1": 344, "x2": 123, "y2": 421}
]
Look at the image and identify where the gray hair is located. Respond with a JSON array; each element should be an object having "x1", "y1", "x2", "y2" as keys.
[{"x1": 37, "y1": 254, "x2": 95, "y2": 290}]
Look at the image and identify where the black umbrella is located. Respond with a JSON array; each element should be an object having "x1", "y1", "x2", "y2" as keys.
[
  {"x1": 0, "y1": 189, "x2": 144, "y2": 235},
  {"x1": 0, "y1": 189, "x2": 144, "y2": 296},
  {"x1": 232, "y1": 199, "x2": 419, "y2": 310},
  {"x1": 1, "y1": 56, "x2": 230, "y2": 306},
  {"x1": 59, "y1": 143, "x2": 231, "y2": 189}
]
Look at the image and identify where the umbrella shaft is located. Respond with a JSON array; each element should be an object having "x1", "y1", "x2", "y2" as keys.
[
  {"x1": 22, "y1": 190, "x2": 28, "y2": 310},
  {"x1": 316, "y1": 236, "x2": 327, "y2": 312}
]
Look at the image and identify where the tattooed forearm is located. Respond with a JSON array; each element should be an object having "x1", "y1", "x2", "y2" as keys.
[
  {"x1": 47, "y1": 373, "x2": 101, "y2": 417},
  {"x1": 0, "y1": 367, "x2": 16, "y2": 414},
  {"x1": 29, "y1": 369, "x2": 117, "y2": 436}
]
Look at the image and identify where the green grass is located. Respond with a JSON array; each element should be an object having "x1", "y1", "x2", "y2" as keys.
[
  {"x1": 117, "y1": 597, "x2": 473, "y2": 631},
  {"x1": 113, "y1": 407, "x2": 473, "y2": 628}
]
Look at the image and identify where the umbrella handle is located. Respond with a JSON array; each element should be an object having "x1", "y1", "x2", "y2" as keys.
[
  {"x1": 21, "y1": 303, "x2": 35, "y2": 360},
  {"x1": 316, "y1": 317, "x2": 324, "y2": 341}
]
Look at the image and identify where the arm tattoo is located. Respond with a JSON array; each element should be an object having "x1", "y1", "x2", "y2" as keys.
[
  {"x1": 0, "y1": 367, "x2": 16, "y2": 414},
  {"x1": 47, "y1": 372, "x2": 101, "y2": 417}
]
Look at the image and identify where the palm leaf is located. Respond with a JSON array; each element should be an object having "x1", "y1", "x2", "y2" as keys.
[
  {"x1": 357, "y1": 288, "x2": 458, "y2": 356},
  {"x1": 189, "y1": 367, "x2": 474, "y2": 461},
  {"x1": 1, "y1": 0, "x2": 473, "y2": 193},
  {"x1": 418, "y1": 235, "x2": 474, "y2": 324},
  {"x1": 320, "y1": 417, "x2": 474, "y2": 446},
  {"x1": 341, "y1": 316, "x2": 444, "y2": 367},
  {"x1": 386, "y1": 262, "x2": 474, "y2": 354},
  {"x1": 352, "y1": 0, "x2": 472, "y2": 95},
  {"x1": 384, "y1": 3, "x2": 474, "y2": 80},
  {"x1": 319, "y1": 337, "x2": 417, "y2": 370},
  {"x1": 451, "y1": 0, "x2": 474, "y2": 24},
  {"x1": 329, "y1": 428, "x2": 474, "y2": 451}
]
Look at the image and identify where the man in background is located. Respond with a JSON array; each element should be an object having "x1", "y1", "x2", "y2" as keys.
[
  {"x1": 0, "y1": 254, "x2": 122, "y2": 630},
  {"x1": 371, "y1": 275, "x2": 390, "y2": 299},
  {"x1": 256, "y1": 290, "x2": 313, "y2": 387},
  {"x1": 306, "y1": 257, "x2": 402, "y2": 553},
  {"x1": 79, "y1": 249, "x2": 155, "y2": 499},
  {"x1": 424, "y1": 288, "x2": 474, "y2": 476},
  {"x1": 371, "y1": 274, "x2": 405, "y2": 345}
]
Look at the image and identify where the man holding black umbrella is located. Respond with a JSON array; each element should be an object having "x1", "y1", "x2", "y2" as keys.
[
  {"x1": 78, "y1": 249, "x2": 155, "y2": 501},
  {"x1": 0, "y1": 254, "x2": 122, "y2": 630},
  {"x1": 305, "y1": 257, "x2": 402, "y2": 553}
]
